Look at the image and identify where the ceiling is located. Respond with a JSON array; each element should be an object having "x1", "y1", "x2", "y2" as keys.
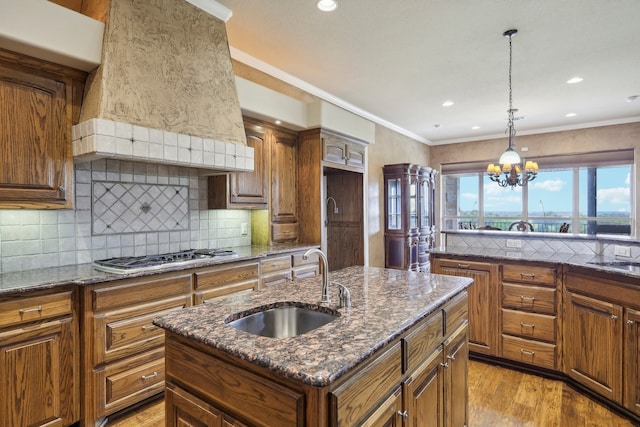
[{"x1": 216, "y1": 0, "x2": 640, "y2": 145}]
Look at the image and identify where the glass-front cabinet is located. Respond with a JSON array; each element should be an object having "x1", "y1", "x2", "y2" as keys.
[{"x1": 383, "y1": 163, "x2": 437, "y2": 272}]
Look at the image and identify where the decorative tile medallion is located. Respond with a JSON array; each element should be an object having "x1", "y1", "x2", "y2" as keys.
[{"x1": 92, "y1": 182, "x2": 189, "y2": 235}]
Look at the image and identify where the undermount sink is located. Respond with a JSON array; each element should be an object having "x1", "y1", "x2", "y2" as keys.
[{"x1": 225, "y1": 304, "x2": 339, "y2": 338}]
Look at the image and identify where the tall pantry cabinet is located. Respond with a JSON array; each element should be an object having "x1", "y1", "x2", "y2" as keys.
[{"x1": 383, "y1": 163, "x2": 437, "y2": 272}]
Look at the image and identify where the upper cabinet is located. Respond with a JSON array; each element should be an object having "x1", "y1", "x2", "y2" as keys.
[
  {"x1": 383, "y1": 164, "x2": 437, "y2": 271},
  {"x1": 322, "y1": 135, "x2": 366, "y2": 171},
  {"x1": 0, "y1": 49, "x2": 86, "y2": 209},
  {"x1": 209, "y1": 119, "x2": 269, "y2": 209}
]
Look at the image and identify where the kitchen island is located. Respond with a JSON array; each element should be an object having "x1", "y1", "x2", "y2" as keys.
[{"x1": 154, "y1": 265, "x2": 473, "y2": 426}]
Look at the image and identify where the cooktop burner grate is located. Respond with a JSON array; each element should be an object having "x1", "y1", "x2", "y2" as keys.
[{"x1": 93, "y1": 248, "x2": 237, "y2": 274}]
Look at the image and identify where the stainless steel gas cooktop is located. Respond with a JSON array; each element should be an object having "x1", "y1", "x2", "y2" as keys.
[{"x1": 93, "y1": 248, "x2": 237, "y2": 274}]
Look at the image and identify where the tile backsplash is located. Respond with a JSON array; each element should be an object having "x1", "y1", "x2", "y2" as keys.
[{"x1": 0, "y1": 159, "x2": 251, "y2": 273}]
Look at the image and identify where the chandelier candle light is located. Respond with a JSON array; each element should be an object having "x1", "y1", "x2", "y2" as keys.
[{"x1": 487, "y1": 29, "x2": 539, "y2": 188}]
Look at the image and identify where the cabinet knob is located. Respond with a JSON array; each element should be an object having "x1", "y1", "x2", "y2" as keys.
[
  {"x1": 440, "y1": 362, "x2": 449, "y2": 368},
  {"x1": 628, "y1": 320, "x2": 635, "y2": 325},
  {"x1": 446, "y1": 355, "x2": 456, "y2": 361},
  {"x1": 611, "y1": 314, "x2": 618, "y2": 320},
  {"x1": 397, "y1": 410, "x2": 409, "y2": 420}
]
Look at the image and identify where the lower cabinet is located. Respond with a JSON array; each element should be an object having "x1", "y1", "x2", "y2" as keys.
[
  {"x1": 431, "y1": 258, "x2": 499, "y2": 356},
  {"x1": 80, "y1": 271, "x2": 193, "y2": 426},
  {"x1": 625, "y1": 308, "x2": 640, "y2": 416},
  {"x1": 0, "y1": 289, "x2": 78, "y2": 427},
  {"x1": 164, "y1": 291, "x2": 469, "y2": 427}
]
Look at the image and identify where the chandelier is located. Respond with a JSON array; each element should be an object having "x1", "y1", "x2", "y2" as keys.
[{"x1": 487, "y1": 29, "x2": 539, "y2": 188}]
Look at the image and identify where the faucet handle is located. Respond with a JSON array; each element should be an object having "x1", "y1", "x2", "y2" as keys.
[{"x1": 336, "y1": 283, "x2": 351, "y2": 308}]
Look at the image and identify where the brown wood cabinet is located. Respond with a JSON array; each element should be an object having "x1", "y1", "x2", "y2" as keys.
[
  {"x1": 0, "y1": 288, "x2": 78, "y2": 427},
  {"x1": 432, "y1": 257, "x2": 499, "y2": 357},
  {"x1": 564, "y1": 276, "x2": 624, "y2": 404},
  {"x1": 0, "y1": 49, "x2": 86, "y2": 209},
  {"x1": 164, "y1": 291, "x2": 468, "y2": 427},
  {"x1": 270, "y1": 127, "x2": 299, "y2": 242},
  {"x1": 625, "y1": 308, "x2": 640, "y2": 416},
  {"x1": 194, "y1": 260, "x2": 260, "y2": 304},
  {"x1": 500, "y1": 262, "x2": 560, "y2": 370},
  {"x1": 80, "y1": 271, "x2": 193, "y2": 426},
  {"x1": 209, "y1": 119, "x2": 269, "y2": 209},
  {"x1": 384, "y1": 164, "x2": 436, "y2": 272}
]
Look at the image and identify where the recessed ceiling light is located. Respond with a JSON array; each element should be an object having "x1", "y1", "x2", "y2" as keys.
[
  {"x1": 565, "y1": 112, "x2": 577, "y2": 117},
  {"x1": 275, "y1": 120, "x2": 282, "y2": 125},
  {"x1": 442, "y1": 101, "x2": 454, "y2": 107},
  {"x1": 567, "y1": 77, "x2": 583, "y2": 84},
  {"x1": 317, "y1": 0, "x2": 337, "y2": 11},
  {"x1": 471, "y1": 126, "x2": 480, "y2": 130}
]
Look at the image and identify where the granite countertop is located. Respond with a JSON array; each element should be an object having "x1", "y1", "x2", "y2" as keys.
[
  {"x1": 430, "y1": 247, "x2": 640, "y2": 280},
  {"x1": 0, "y1": 244, "x2": 318, "y2": 296},
  {"x1": 153, "y1": 265, "x2": 473, "y2": 388}
]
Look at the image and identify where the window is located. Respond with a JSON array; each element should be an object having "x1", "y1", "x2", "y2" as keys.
[{"x1": 442, "y1": 156, "x2": 633, "y2": 235}]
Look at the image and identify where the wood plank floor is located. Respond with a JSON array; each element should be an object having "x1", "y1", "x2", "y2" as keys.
[{"x1": 107, "y1": 360, "x2": 637, "y2": 426}]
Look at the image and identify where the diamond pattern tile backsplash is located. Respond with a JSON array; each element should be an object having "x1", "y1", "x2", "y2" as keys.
[
  {"x1": 93, "y1": 182, "x2": 189, "y2": 234},
  {"x1": 0, "y1": 159, "x2": 252, "y2": 273}
]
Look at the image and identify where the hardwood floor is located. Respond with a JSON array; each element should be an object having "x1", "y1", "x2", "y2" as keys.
[{"x1": 107, "y1": 360, "x2": 638, "y2": 426}]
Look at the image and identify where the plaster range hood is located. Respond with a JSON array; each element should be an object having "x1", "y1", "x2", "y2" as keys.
[{"x1": 72, "y1": 0, "x2": 252, "y2": 174}]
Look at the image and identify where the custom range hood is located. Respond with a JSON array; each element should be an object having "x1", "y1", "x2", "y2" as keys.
[{"x1": 73, "y1": 0, "x2": 252, "y2": 173}]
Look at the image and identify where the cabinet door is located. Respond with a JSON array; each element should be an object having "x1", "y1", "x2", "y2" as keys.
[
  {"x1": 565, "y1": 291, "x2": 623, "y2": 403},
  {"x1": 323, "y1": 138, "x2": 347, "y2": 164},
  {"x1": 0, "y1": 317, "x2": 77, "y2": 427},
  {"x1": 271, "y1": 132, "x2": 297, "y2": 224},
  {"x1": 443, "y1": 324, "x2": 468, "y2": 427},
  {"x1": 403, "y1": 347, "x2": 444, "y2": 427},
  {"x1": 345, "y1": 144, "x2": 365, "y2": 169},
  {"x1": 166, "y1": 383, "x2": 223, "y2": 427},
  {"x1": 230, "y1": 129, "x2": 268, "y2": 207},
  {"x1": 432, "y1": 259, "x2": 499, "y2": 356},
  {"x1": 625, "y1": 308, "x2": 640, "y2": 415},
  {"x1": 360, "y1": 386, "x2": 403, "y2": 427},
  {"x1": 0, "y1": 60, "x2": 73, "y2": 208}
]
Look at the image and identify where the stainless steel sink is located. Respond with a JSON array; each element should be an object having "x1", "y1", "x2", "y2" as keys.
[{"x1": 226, "y1": 305, "x2": 339, "y2": 338}]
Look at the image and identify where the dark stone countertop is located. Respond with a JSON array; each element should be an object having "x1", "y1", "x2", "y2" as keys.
[
  {"x1": 0, "y1": 244, "x2": 319, "y2": 296},
  {"x1": 429, "y1": 247, "x2": 640, "y2": 280},
  {"x1": 153, "y1": 265, "x2": 473, "y2": 387}
]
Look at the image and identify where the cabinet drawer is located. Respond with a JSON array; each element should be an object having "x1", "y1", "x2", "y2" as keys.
[
  {"x1": 261, "y1": 255, "x2": 292, "y2": 273},
  {"x1": 502, "y1": 264, "x2": 556, "y2": 286},
  {"x1": 292, "y1": 264, "x2": 319, "y2": 279},
  {"x1": 443, "y1": 291, "x2": 468, "y2": 338},
  {"x1": 292, "y1": 251, "x2": 318, "y2": 266},
  {"x1": 0, "y1": 290, "x2": 72, "y2": 328},
  {"x1": 502, "y1": 283, "x2": 556, "y2": 315},
  {"x1": 330, "y1": 341, "x2": 402, "y2": 426},
  {"x1": 403, "y1": 310, "x2": 442, "y2": 373},
  {"x1": 100, "y1": 348, "x2": 165, "y2": 416},
  {"x1": 195, "y1": 261, "x2": 259, "y2": 291},
  {"x1": 272, "y1": 222, "x2": 298, "y2": 242},
  {"x1": 92, "y1": 272, "x2": 192, "y2": 311},
  {"x1": 196, "y1": 283, "x2": 257, "y2": 304},
  {"x1": 502, "y1": 309, "x2": 556, "y2": 342},
  {"x1": 94, "y1": 296, "x2": 190, "y2": 364},
  {"x1": 262, "y1": 271, "x2": 292, "y2": 287},
  {"x1": 502, "y1": 334, "x2": 557, "y2": 370}
]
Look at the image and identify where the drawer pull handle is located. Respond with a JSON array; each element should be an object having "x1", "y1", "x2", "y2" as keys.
[
  {"x1": 456, "y1": 264, "x2": 470, "y2": 269},
  {"x1": 520, "y1": 295, "x2": 536, "y2": 302},
  {"x1": 19, "y1": 306, "x2": 43, "y2": 314},
  {"x1": 446, "y1": 355, "x2": 456, "y2": 361},
  {"x1": 141, "y1": 324, "x2": 157, "y2": 331},
  {"x1": 397, "y1": 410, "x2": 409, "y2": 420},
  {"x1": 141, "y1": 372, "x2": 158, "y2": 380},
  {"x1": 520, "y1": 322, "x2": 535, "y2": 329},
  {"x1": 520, "y1": 273, "x2": 536, "y2": 279},
  {"x1": 520, "y1": 349, "x2": 535, "y2": 356}
]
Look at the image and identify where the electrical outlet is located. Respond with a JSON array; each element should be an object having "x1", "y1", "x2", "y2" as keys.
[
  {"x1": 506, "y1": 239, "x2": 522, "y2": 249},
  {"x1": 241, "y1": 223, "x2": 248, "y2": 235},
  {"x1": 614, "y1": 245, "x2": 631, "y2": 257}
]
